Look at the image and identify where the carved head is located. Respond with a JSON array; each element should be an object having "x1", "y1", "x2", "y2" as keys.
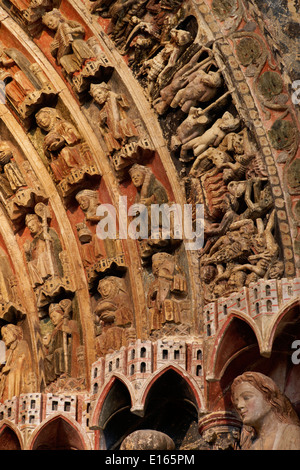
[
  {"x1": 170, "y1": 28, "x2": 192, "y2": 46},
  {"x1": 231, "y1": 372, "x2": 300, "y2": 428},
  {"x1": 89, "y1": 83, "x2": 110, "y2": 105},
  {"x1": 268, "y1": 261, "x2": 284, "y2": 279},
  {"x1": 202, "y1": 264, "x2": 217, "y2": 283},
  {"x1": 25, "y1": 213, "x2": 42, "y2": 236},
  {"x1": 1, "y1": 324, "x2": 22, "y2": 347},
  {"x1": 97, "y1": 276, "x2": 125, "y2": 299},
  {"x1": 36, "y1": 107, "x2": 62, "y2": 132},
  {"x1": 49, "y1": 299, "x2": 72, "y2": 325},
  {"x1": 49, "y1": 303, "x2": 64, "y2": 326},
  {"x1": 129, "y1": 164, "x2": 151, "y2": 188},
  {"x1": 42, "y1": 9, "x2": 63, "y2": 30},
  {"x1": 75, "y1": 189, "x2": 99, "y2": 212},
  {"x1": 152, "y1": 252, "x2": 175, "y2": 277},
  {"x1": 220, "y1": 112, "x2": 240, "y2": 131}
]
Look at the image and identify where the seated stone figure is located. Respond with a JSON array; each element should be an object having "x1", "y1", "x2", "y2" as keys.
[{"x1": 36, "y1": 107, "x2": 93, "y2": 184}]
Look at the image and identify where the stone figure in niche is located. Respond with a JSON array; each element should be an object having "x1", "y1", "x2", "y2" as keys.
[
  {"x1": 35, "y1": 107, "x2": 93, "y2": 183},
  {"x1": 24, "y1": 207, "x2": 63, "y2": 289},
  {"x1": 138, "y1": 28, "x2": 193, "y2": 96},
  {"x1": 94, "y1": 276, "x2": 134, "y2": 357},
  {"x1": 0, "y1": 140, "x2": 26, "y2": 204},
  {"x1": 42, "y1": 299, "x2": 80, "y2": 385},
  {"x1": 75, "y1": 189, "x2": 104, "y2": 269},
  {"x1": 231, "y1": 372, "x2": 300, "y2": 450},
  {"x1": 89, "y1": 82, "x2": 139, "y2": 153},
  {"x1": 179, "y1": 111, "x2": 240, "y2": 162},
  {"x1": 147, "y1": 252, "x2": 187, "y2": 332},
  {"x1": 76, "y1": 221, "x2": 103, "y2": 269},
  {"x1": 42, "y1": 9, "x2": 94, "y2": 76},
  {"x1": 129, "y1": 163, "x2": 175, "y2": 262},
  {"x1": 0, "y1": 42, "x2": 55, "y2": 120},
  {"x1": 0, "y1": 323, "x2": 36, "y2": 401},
  {"x1": 42, "y1": 9, "x2": 113, "y2": 94}
]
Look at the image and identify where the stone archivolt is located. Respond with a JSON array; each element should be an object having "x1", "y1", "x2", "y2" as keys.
[{"x1": 0, "y1": 0, "x2": 296, "y2": 451}]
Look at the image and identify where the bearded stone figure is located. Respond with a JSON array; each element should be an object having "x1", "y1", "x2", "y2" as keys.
[{"x1": 231, "y1": 372, "x2": 300, "y2": 450}]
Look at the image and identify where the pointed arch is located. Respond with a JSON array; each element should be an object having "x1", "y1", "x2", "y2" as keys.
[
  {"x1": 264, "y1": 298, "x2": 300, "y2": 354},
  {"x1": 206, "y1": 312, "x2": 262, "y2": 382},
  {"x1": 139, "y1": 364, "x2": 204, "y2": 411},
  {"x1": 27, "y1": 413, "x2": 91, "y2": 450},
  {"x1": 0, "y1": 420, "x2": 23, "y2": 450},
  {"x1": 89, "y1": 373, "x2": 136, "y2": 430}
]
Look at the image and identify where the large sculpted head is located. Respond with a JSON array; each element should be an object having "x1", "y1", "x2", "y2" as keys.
[{"x1": 231, "y1": 371, "x2": 300, "y2": 429}]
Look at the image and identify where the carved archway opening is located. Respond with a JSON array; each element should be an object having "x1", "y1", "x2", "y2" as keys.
[
  {"x1": 0, "y1": 423, "x2": 22, "y2": 450},
  {"x1": 100, "y1": 378, "x2": 139, "y2": 450},
  {"x1": 207, "y1": 304, "x2": 300, "y2": 418},
  {"x1": 30, "y1": 415, "x2": 87, "y2": 450},
  {"x1": 141, "y1": 369, "x2": 199, "y2": 449},
  {"x1": 99, "y1": 369, "x2": 200, "y2": 449}
]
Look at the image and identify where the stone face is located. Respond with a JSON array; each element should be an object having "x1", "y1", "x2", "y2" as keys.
[{"x1": 0, "y1": 0, "x2": 297, "y2": 451}]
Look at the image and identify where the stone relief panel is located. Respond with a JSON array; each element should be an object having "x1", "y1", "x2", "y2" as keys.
[{"x1": 41, "y1": 8, "x2": 114, "y2": 100}]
